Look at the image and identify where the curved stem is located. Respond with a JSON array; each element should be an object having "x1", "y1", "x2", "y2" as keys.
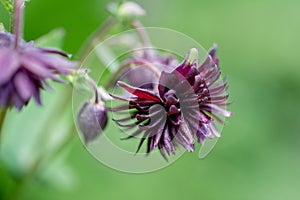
[
  {"x1": 85, "y1": 75, "x2": 100, "y2": 104},
  {"x1": 13, "y1": 0, "x2": 24, "y2": 49},
  {"x1": 104, "y1": 58, "x2": 160, "y2": 89},
  {"x1": 76, "y1": 17, "x2": 117, "y2": 62},
  {"x1": 131, "y1": 20, "x2": 151, "y2": 47}
]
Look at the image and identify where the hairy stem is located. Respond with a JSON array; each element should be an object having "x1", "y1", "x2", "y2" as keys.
[{"x1": 13, "y1": 0, "x2": 24, "y2": 49}]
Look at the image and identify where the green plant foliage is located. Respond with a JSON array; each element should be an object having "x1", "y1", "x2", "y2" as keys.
[
  {"x1": 35, "y1": 28, "x2": 66, "y2": 49},
  {"x1": 1, "y1": 0, "x2": 13, "y2": 13}
]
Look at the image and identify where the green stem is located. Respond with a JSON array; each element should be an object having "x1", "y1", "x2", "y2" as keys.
[
  {"x1": 85, "y1": 74, "x2": 100, "y2": 103},
  {"x1": 76, "y1": 17, "x2": 117, "y2": 62},
  {"x1": 20, "y1": 17, "x2": 119, "y2": 180},
  {"x1": 0, "y1": 107, "x2": 8, "y2": 144}
]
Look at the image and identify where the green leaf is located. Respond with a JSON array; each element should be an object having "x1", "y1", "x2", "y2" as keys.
[
  {"x1": 35, "y1": 151, "x2": 76, "y2": 190},
  {"x1": 1, "y1": 0, "x2": 14, "y2": 13},
  {"x1": 0, "y1": 83, "x2": 74, "y2": 181},
  {"x1": 35, "y1": 28, "x2": 66, "y2": 49}
]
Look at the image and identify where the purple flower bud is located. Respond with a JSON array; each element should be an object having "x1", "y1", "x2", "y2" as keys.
[{"x1": 77, "y1": 100, "x2": 108, "y2": 145}]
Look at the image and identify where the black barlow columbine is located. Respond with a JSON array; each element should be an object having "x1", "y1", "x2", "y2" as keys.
[
  {"x1": 111, "y1": 46, "x2": 232, "y2": 159},
  {"x1": 0, "y1": 31, "x2": 76, "y2": 110}
]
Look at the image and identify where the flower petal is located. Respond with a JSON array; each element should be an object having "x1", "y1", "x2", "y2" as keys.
[
  {"x1": 0, "y1": 49, "x2": 20, "y2": 85},
  {"x1": 13, "y1": 71, "x2": 34, "y2": 102},
  {"x1": 117, "y1": 81, "x2": 162, "y2": 102}
]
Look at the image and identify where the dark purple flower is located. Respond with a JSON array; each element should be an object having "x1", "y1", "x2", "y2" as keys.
[
  {"x1": 77, "y1": 100, "x2": 108, "y2": 145},
  {"x1": 0, "y1": 32, "x2": 76, "y2": 110},
  {"x1": 111, "y1": 46, "x2": 232, "y2": 159}
]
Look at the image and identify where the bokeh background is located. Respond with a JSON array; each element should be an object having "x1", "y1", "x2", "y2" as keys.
[{"x1": 1, "y1": 0, "x2": 300, "y2": 199}]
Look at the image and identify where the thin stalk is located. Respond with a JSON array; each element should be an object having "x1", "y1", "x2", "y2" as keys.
[
  {"x1": 0, "y1": 107, "x2": 8, "y2": 144},
  {"x1": 77, "y1": 17, "x2": 117, "y2": 62},
  {"x1": 131, "y1": 20, "x2": 151, "y2": 47},
  {"x1": 13, "y1": 0, "x2": 24, "y2": 49},
  {"x1": 104, "y1": 58, "x2": 160, "y2": 89},
  {"x1": 85, "y1": 75, "x2": 100, "y2": 104}
]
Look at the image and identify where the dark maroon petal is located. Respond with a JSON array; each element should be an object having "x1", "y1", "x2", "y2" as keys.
[
  {"x1": 135, "y1": 129, "x2": 152, "y2": 153},
  {"x1": 121, "y1": 127, "x2": 145, "y2": 140},
  {"x1": 206, "y1": 70, "x2": 221, "y2": 87},
  {"x1": 198, "y1": 55, "x2": 215, "y2": 78},
  {"x1": 158, "y1": 71, "x2": 178, "y2": 98},
  {"x1": 173, "y1": 121, "x2": 194, "y2": 152},
  {"x1": 109, "y1": 93, "x2": 137, "y2": 102},
  {"x1": 163, "y1": 126, "x2": 175, "y2": 155},
  {"x1": 158, "y1": 143, "x2": 168, "y2": 161},
  {"x1": 175, "y1": 48, "x2": 198, "y2": 77},
  {"x1": 117, "y1": 81, "x2": 162, "y2": 102},
  {"x1": 208, "y1": 95, "x2": 229, "y2": 104},
  {"x1": 208, "y1": 44, "x2": 219, "y2": 66}
]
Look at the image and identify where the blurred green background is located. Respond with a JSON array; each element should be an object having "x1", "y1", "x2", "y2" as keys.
[{"x1": 1, "y1": 0, "x2": 300, "y2": 199}]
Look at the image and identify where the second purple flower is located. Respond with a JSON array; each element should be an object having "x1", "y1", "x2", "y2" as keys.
[{"x1": 110, "y1": 46, "x2": 232, "y2": 159}]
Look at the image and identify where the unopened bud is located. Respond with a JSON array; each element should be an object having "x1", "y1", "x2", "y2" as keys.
[
  {"x1": 77, "y1": 100, "x2": 108, "y2": 145},
  {"x1": 107, "y1": 1, "x2": 145, "y2": 22}
]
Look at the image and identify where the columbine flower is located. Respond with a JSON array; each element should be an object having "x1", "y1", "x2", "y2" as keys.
[
  {"x1": 111, "y1": 46, "x2": 232, "y2": 159},
  {"x1": 0, "y1": 31, "x2": 76, "y2": 110}
]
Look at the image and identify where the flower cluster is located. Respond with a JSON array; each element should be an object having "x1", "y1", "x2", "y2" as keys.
[
  {"x1": 0, "y1": 32, "x2": 76, "y2": 110},
  {"x1": 111, "y1": 46, "x2": 232, "y2": 159}
]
